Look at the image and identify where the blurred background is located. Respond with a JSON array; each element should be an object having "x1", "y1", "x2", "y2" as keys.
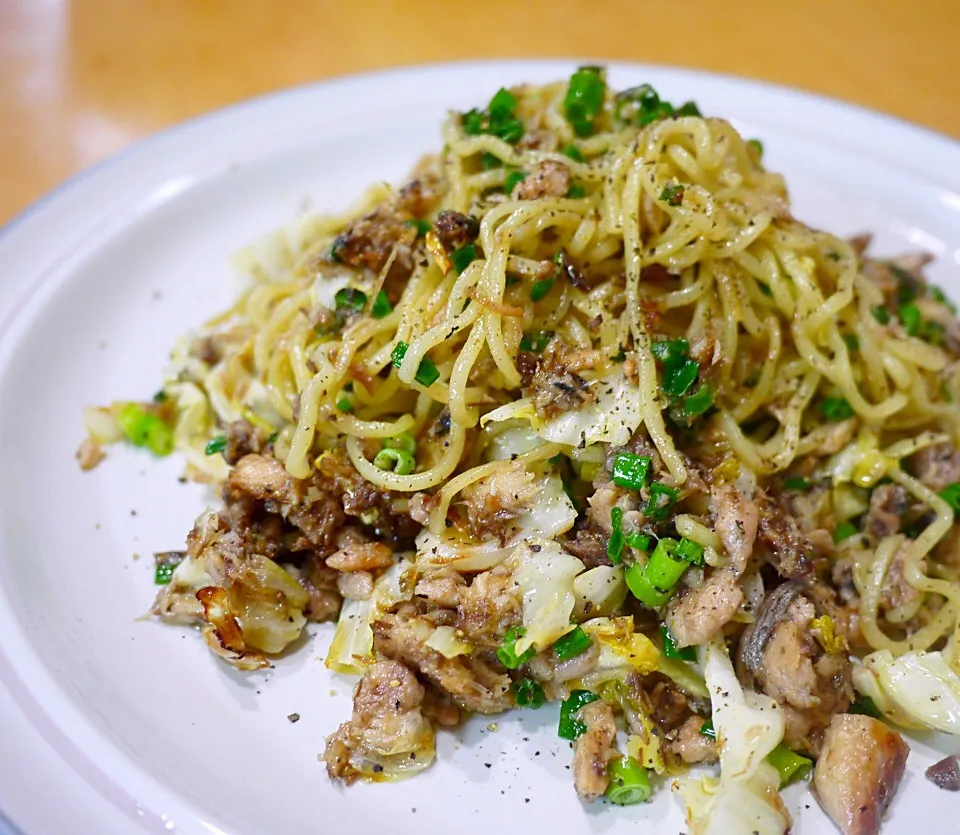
[{"x1": 1, "y1": 0, "x2": 957, "y2": 224}]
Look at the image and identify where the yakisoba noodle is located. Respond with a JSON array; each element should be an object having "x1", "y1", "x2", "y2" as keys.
[{"x1": 81, "y1": 69, "x2": 960, "y2": 830}]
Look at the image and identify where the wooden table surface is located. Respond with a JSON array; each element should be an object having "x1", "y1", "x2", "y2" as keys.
[{"x1": 2, "y1": 0, "x2": 958, "y2": 224}]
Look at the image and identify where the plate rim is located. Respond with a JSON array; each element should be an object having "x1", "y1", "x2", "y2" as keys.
[{"x1": 1, "y1": 57, "x2": 960, "y2": 835}]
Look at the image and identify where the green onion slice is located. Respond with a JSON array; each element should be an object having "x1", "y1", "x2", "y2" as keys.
[
  {"x1": 205, "y1": 435, "x2": 227, "y2": 456},
  {"x1": 608, "y1": 506, "x2": 625, "y2": 563},
  {"x1": 606, "y1": 757, "x2": 652, "y2": 805},
  {"x1": 563, "y1": 67, "x2": 606, "y2": 137},
  {"x1": 497, "y1": 626, "x2": 536, "y2": 669},
  {"x1": 558, "y1": 689, "x2": 600, "y2": 740},
  {"x1": 334, "y1": 287, "x2": 367, "y2": 312},
  {"x1": 661, "y1": 624, "x2": 697, "y2": 661},
  {"x1": 612, "y1": 452, "x2": 652, "y2": 490},
  {"x1": 553, "y1": 627, "x2": 592, "y2": 661},
  {"x1": 371, "y1": 290, "x2": 393, "y2": 319},
  {"x1": 767, "y1": 744, "x2": 813, "y2": 787},
  {"x1": 391, "y1": 342, "x2": 441, "y2": 387},
  {"x1": 373, "y1": 448, "x2": 415, "y2": 475},
  {"x1": 512, "y1": 678, "x2": 545, "y2": 708}
]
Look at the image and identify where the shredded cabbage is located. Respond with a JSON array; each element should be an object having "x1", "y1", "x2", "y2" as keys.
[
  {"x1": 484, "y1": 421, "x2": 543, "y2": 461},
  {"x1": 856, "y1": 649, "x2": 960, "y2": 734},
  {"x1": 326, "y1": 559, "x2": 416, "y2": 674},
  {"x1": 574, "y1": 616, "x2": 659, "y2": 691},
  {"x1": 415, "y1": 474, "x2": 576, "y2": 571},
  {"x1": 425, "y1": 626, "x2": 474, "y2": 658},
  {"x1": 479, "y1": 371, "x2": 641, "y2": 449},
  {"x1": 573, "y1": 565, "x2": 627, "y2": 619},
  {"x1": 512, "y1": 539, "x2": 584, "y2": 654},
  {"x1": 679, "y1": 637, "x2": 790, "y2": 835},
  {"x1": 536, "y1": 370, "x2": 642, "y2": 448}
]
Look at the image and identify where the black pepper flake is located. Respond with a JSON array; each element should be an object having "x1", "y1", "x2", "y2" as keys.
[
  {"x1": 484, "y1": 762, "x2": 492, "y2": 768},
  {"x1": 287, "y1": 712, "x2": 300, "y2": 723},
  {"x1": 372, "y1": 764, "x2": 384, "y2": 773}
]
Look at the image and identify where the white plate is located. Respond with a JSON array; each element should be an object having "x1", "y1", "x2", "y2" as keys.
[{"x1": 1, "y1": 60, "x2": 960, "y2": 835}]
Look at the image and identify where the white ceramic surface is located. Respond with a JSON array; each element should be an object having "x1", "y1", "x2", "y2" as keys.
[{"x1": 1, "y1": 61, "x2": 960, "y2": 835}]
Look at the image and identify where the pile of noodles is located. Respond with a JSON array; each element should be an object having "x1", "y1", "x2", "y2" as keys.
[{"x1": 144, "y1": 74, "x2": 960, "y2": 672}]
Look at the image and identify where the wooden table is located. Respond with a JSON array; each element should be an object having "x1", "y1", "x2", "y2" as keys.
[{"x1": 2, "y1": 0, "x2": 958, "y2": 224}]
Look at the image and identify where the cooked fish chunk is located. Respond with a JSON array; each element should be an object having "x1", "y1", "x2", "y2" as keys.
[
  {"x1": 813, "y1": 714, "x2": 909, "y2": 835},
  {"x1": 323, "y1": 660, "x2": 435, "y2": 782},
  {"x1": 572, "y1": 700, "x2": 617, "y2": 801},
  {"x1": 665, "y1": 569, "x2": 743, "y2": 648}
]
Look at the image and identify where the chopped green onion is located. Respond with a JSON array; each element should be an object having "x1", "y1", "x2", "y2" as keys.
[
  {"x1": 383, "y1": 432, "x2": 417, "y2": 454},
  {"x1": 558, "y1": 689, "x2": 600, "y2": 739},
  {"x1": 489, "y1": 87, "x2": 517, "y2": 119},
  {"x1": 480, "y1": 151, "x2": 502, "y2": 170},
  {"x1": 530, "y1": 277, "x2": 555, "y2": 302},
  {"x1": 504, "y1": 170, "x2": 526, "y2": 194},
  {"x1": 626, "y1": 531, "x2": 651, "y2": 551},
  {"x1": 335, "y1": 396, "x2": 353, "y2": 413},
  {"x1": 606, "y1": 757, "x2": 652, "y2": 805},
  {"x1": 371, "y1": 290, "x2": 393, "y2": 319},
  {"x1": 154, "y1": 553, "x2": 184, "y2": 586},
  {"x1": 642, "y1": 538, "x2": 685, "y2": 588},
  {"x1": 767, "y1": 744, "x2": 813, "y2": 787},
  {"x1": 848, "y1": 696, "x2": 882, "y2": 719},
  {"x1": 562, "y1": 144, "x2": 585, "y2": 162},
  {"x1": 552, "y1": 627, "x2": 592, "y2": 660},
  {"x1": 462, "y1": 88, "x2": 524, "y2": 143},
  {"x1": 659, "y1": 183, "x2": 684, "y2": 207},
  {"x1": 609, "y1": 349, "x2": 626, "y2": 363},
  {"x1": 900, "y1": 302, "x2": 922, "y2": 336},
  {"x1": 334, "y1": 287, "x2": 367, "y2": 312},
  {"x1": 612, "y1": 452, "x2": 652, "y2": 490},
  {"x1": 624, "y1": 563, "x2": 670, "y2": 607},
  {"x1": 116, "y1": 403, "x2": 174, "y2": 457},
  {"x1": 626, "y1": 537, "x2": 688, "y2": 608},
  {"x1": 404, "y1": 218, "x2": 431, "y2": 236},
  {"x1": 564, "y1": 66, "x2": 606, "y2": 137},
  {"x1": 747, "y1": 138, "x2": 764, "y2": 158},
  {"x1": 678, "y1": 383, "x2": 715, "y2": 419},
  {"x1": 462, "y1": 108, "x2": 485, "y2": 135},
  {"x1": 205, "y1": 435, "x2": 227, "y2": 456},
  {"x1": 497, "y1": 626, "x2": 536, "y2": 669},
  {"x1": 519, "y1": 330, "x2": 554, "y2": 353},
  {"x1": 613, "y1": 83, "x2": 685, "y2": 127},
  {"x1": 675, "y1": 101, "x2": 701, "y2": 116},
  {"x1": 663, "y1": 359, "x2": 699, "y2": 398},
  {"x1": 266, "y1": 431, "x2": 279, "y2": 444},
  {"x1": 784, "y1": 477, "x2": 812, "y2": 491},
  {"x1": 152, "y1": 390, "x2": 168, "y2": 403},
  {"x1": 391, "y1": 342, "x2": 441, "y2": 387},
  {"x1": 675, "y1": 537, "x2": 704, "y2": 565},
  {"x1": 834, "y1": 521, "x2": 859, "y2": 543},
  {"x1": 661, "y1": 624, "x2": 697, "y2": 661},
  {"x1": 328, "y1": 239, "x2": 344, "y2": 263},
  {"x1": 567, "y1": 183, "x2": 586, "y2": 199},
  {"x1": 608, "y1": 506, "x2": 625, "y2": 563},
  {"x1": 821, "y1": 397, "x2": 855, "y2": 422},
  {"x1": 512, "y1": 678, "x2": 545, "y2": 708},
  {"x1": 872, "y1": 305, "x2": 891, "y2": 324},
  {"x1": 939, "y1": 483, "x2": 960, "y2": 515},
  {"x1": 373, "y1": 448, "x2": 415, "y2": 475},
  {"x1": 644, "y1": 482, "x2": 680, "y2": 520},
  {"x1": 450, "y1": 244, "x2": 478, "y2": 275},
  {"x1": 842, "y1": 333, "x2": 860, "y2": 351},
  {"x1": 699, "y1": 719, "x2": 715, "y2": 739}
]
